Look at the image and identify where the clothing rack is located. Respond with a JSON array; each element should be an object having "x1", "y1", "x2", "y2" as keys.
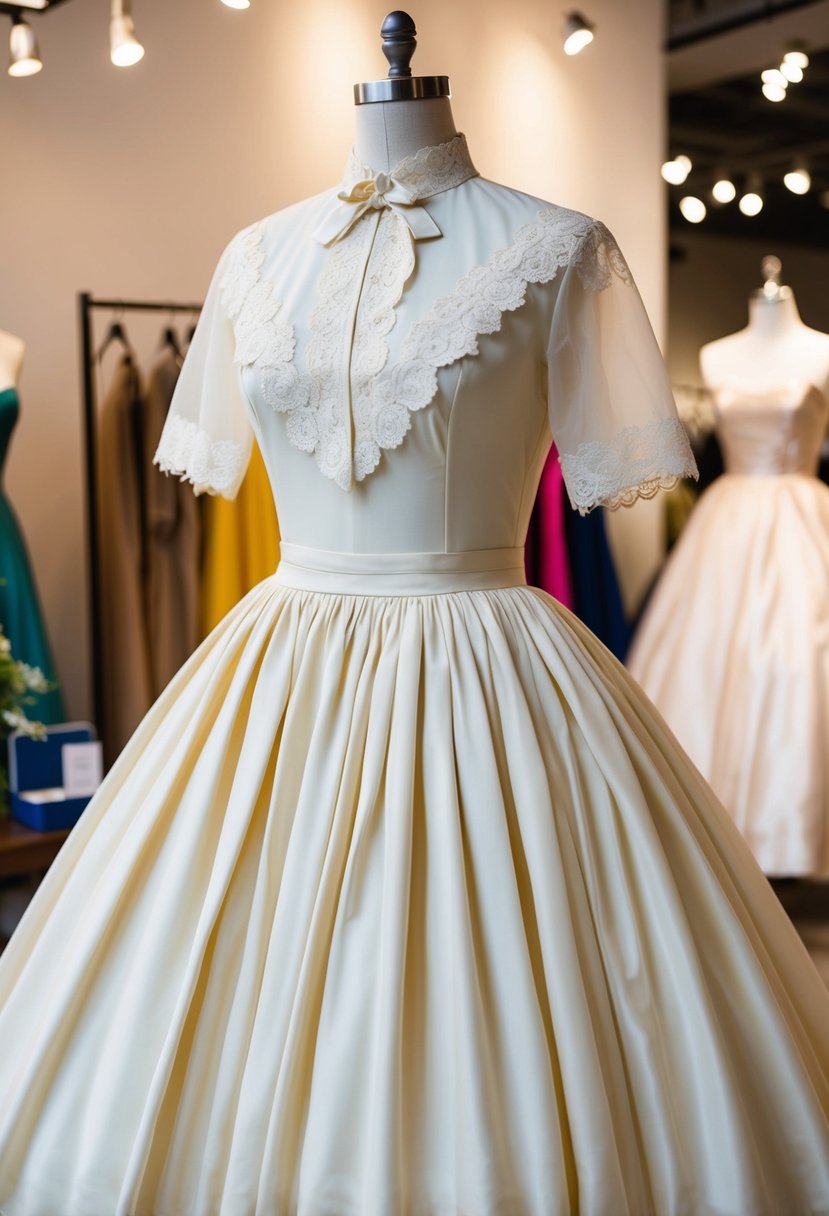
[{"x1": 78, "y1": 294, "x2": 202, "y2": 734}]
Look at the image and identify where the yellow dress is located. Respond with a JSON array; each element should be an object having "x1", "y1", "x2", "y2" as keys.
[{"x1": 200, "y1": 442, "x2": 280, "y2": 637}]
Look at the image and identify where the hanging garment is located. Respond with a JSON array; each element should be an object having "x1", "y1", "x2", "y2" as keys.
[
  {"x1": 564, "y1": 501, "x2": 631, "y2": 661},
  {"x1": 143, "y1": 347, "x2": 200, "y2": 695},
  {"x1": 0, "y1": 388, "x2": 64, "y2": 724},
  {"x1": 199, "y1": 441, "x2": 279, "y2": 638},
  {"x1": 629, "y1": 381, "x2": 829, "y2": 877},
  {"x1": 524, "y1": 444, "x2": 574, "y2": 608},
  {"x1": 1, "y1": 136, "x2": 828, "y2": 1216},
  {"x1": 96, "y1": 356, "x2": 152, "y2": 760}
]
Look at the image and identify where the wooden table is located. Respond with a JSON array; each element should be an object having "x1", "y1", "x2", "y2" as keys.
[{"x1": 0, "y1": 817, "x2": 69, "y2": 878}]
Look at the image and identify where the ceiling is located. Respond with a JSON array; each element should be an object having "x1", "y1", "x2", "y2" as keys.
[{"x1": 667, "y1": 5, "x2": 829, "y2": 248}]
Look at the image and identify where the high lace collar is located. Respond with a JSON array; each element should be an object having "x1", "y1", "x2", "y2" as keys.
[{"x1": 341, "y1": 132, "x2": 478, "y2": 201}]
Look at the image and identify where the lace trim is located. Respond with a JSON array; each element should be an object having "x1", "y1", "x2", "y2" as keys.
[
  {"x1": 558, "y1": 417, "x2": 698, "y2": 515},
  {"x1": 153, "y1": 414, "x2": 247, "y2": 497},
  {"x1": 220, "y1": 222, "x2": 296, "y2": 366},
  {"x1": 342, "y1": 133, "x2": 478, "y2": 201},
  {"x1": 219, "y1": 205, "x2": 635, "y2": 490}
]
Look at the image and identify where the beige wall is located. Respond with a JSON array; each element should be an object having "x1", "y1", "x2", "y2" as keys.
[
  {"x1": 0, "y1": 0, "x2": 666, "y2": 719},
  {"x1": 668, "y1": 230, "x2": 829, "y2": 390}
]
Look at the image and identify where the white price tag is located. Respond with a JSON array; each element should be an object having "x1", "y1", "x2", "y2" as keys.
[{"x1": 61, "y1": 742, "x2": 103, "y2": 798}]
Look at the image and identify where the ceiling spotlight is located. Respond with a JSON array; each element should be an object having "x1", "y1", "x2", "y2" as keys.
[
  {"x1": 761, "y1": 80, "x2": 787, "y2": 102},
  {"x1": 780, "y1": 60, "x2": 803, "y2": 83},
  {"x1": 783, "y1": 45, "x2": 809, "y2": 70},
  {"x1": 783, "y1": 164, "x2": 811, "y2": 195},
  {"x1": 8, "y1": 15, "x2": 42, "y2": 77},
  {"x1": 563, "y1": 12, "x2": 594, "y2": 56},
  {"x1": 712, "y1": 177, "x2": 736, "y2": 204},
  {"x1": 661, "y1": 154, "x2": 692, "y2": 185},
  {"x1": 739, "y1": 179, "x2": 764, "y2": 217},
  {"x1": 110, "y1": 0, "x2": 144, "y2": 67},
  {"x1": 679, "y1": 196, "x2": 706, "y2": 224},
  {"x1": 220, "y1": 0, "x2": 251, "y2": 7}
]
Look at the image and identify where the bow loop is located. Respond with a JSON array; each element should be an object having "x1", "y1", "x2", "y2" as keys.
[{"x1": 314, "y1": 170, "x2": 442, "y2": 247}]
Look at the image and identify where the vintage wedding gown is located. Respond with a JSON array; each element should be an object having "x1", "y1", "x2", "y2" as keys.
[
  {"x1": 0, "y1": 136, "x2": 828, "y2": 1216},
  {"x1": 628, "y1": 383, "x2": 829, "y2": 876}
]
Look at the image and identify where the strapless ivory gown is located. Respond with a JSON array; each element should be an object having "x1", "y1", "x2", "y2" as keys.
[
  {"x1": 0, "y1": 137, "x2": 828, "y2": 1215},
  {"x1": 629, "y1": 382, "x2": 829, "y2": 878}
]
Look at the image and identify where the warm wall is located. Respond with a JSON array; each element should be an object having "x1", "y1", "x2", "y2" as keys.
[
  {"x1": 668, "y1": 230, "x2": 829, "y2": 389},
  {"x1": 0, "y1": 0, "x2": 666, "y2": 719}
]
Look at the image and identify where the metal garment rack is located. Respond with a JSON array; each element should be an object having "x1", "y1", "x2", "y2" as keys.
[{"x1": 78, "y1": 294, "x2": 202, "y2": 735}]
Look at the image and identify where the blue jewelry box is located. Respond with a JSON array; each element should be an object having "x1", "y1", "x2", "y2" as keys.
[{"x1": 8, "y1": 722, "x2": 98, "y2": 832}]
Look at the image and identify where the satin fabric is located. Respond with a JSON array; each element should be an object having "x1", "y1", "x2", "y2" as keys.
[
  {"x1": 629, "y1": 383, "x2": 829, "y2": 875},
  {"x1": 0, "y1": 558, "x2": 828, "y2": 1214},
  {"x1": 524, "y1": 446, "x2": 575, "y2": 609}
]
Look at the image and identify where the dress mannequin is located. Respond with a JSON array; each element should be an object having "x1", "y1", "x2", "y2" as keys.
[
  {"x1": 700, "y1": 258, "x2": 829, "y2": 393},
  {"x1": 353, "y1": 11, "x2": 458, "y2": 169},
  {"x1": 630, "y1": 258, "x2": 829, "y2": 876},
  {"x1": 0, "y1": 330, "x2": 25, "y2": 394}
]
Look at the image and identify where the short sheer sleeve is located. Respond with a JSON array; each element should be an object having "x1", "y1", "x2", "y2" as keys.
[
  {"x1": 153, "y1": 245, "x2": 254, "y2": 500},
  {"x1": 547, "y1": 220, "x2": 697, "y2": 515}
]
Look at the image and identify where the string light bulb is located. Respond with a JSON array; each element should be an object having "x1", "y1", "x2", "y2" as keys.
[
  {"x1": 783, "y1": 46, "x2": 809, "y2": 70},
  {"x1": 220, "y1": 0, "x2": 251, "y2": 7},
  {"x1": 783, "y1": 164, "x2": 811, "y2": 195},
  {"x1": 110, "y1": 0, "x2": 144, "y2": 68},
  {"x1": 739, "y1": 178, "x2": 764, "y2": 217},
  {"x1": 661, "y1": 154, "x2": 692, "y2": 185},
  {"x1": 679, "y1": 196, "x2": 706, "y2": 224},
  {"x1": 780, "y1": 59, "x2": 803, "y2": 83},
  {"x1": 563, "y1": 12, "x2": 594, "y2": 56},
  {"x1": 712, "y1": 177, "x2": 736, "y2": 204}
]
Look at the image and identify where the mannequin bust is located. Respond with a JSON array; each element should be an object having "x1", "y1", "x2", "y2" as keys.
[
  {"x1": 353, "y1": 11, "x2": 458, "y2": 171},
  {"x1": 0, "y1": 329, "x2": 25, "y2": 394},
  {"x1": 700, "y1": 257, "x2": 829, "y2": 396}
]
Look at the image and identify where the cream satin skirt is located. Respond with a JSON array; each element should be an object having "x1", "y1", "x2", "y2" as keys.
[
  {"x1": 0, "y1": 545, "x2": 828, "y2": 1216},
  {"x1": 629, "y1": 473, "x2": 829, "y2": 876}
]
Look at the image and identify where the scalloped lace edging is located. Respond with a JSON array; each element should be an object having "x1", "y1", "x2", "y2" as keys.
[
  {"x1": 559, "y1": 417, "x2": 698, "y2": 515},
  {"x1": 154, "y1": 414, "x2": 247, "y2": 497},
  {"x1": 217, "y1": 205, "x2": 635, "y2": 490}
]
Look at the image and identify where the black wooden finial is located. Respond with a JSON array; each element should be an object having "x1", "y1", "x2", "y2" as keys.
[{"x1": 381, "y1": 11, "x2": 417, "y2": 79}]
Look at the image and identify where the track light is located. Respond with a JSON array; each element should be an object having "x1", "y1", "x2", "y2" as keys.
[
  {"x1": 679, "y1": 196, "x2": 706, "y2": 224},
  {"x1": 661, "y1": 155, "x2": 692, "y2": 185},
  {"x1": 783, "y1": 164, "x2": 811, "y2": 195},
  {"x1": 110, "y1": 0, "x2": 144, "y2": 68},
  {"x1": 563, "y1": 12, "x2": 594, "y2": 56},
  {"x1": 221, "y1": 0, "x2": 251, "y2": 7},
  {"x1": 8, "y1": 15, "x2": 42, "y2": 77},
  {"x1": 712, "y1": 177, "x2": 736, "y2": 204},
  {"x1": 739, "y1": 178, "x2": 764, "y2": 217}
]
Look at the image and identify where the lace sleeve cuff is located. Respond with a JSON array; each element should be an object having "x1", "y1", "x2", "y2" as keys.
[
  {"x1": 558, "y1": 417, "x2": 698, "y2": 515},
  {"x1": 153, "y1": 414, "x2": 248, "y2": 499}
]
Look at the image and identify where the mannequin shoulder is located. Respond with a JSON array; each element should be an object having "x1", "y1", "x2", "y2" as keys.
[
  {"x1": 220, "y1": 188, "x2": 339, "y2": 260},
  {"x1": 0, "y1": 329, "x2": 25, "y2": 391},
  {"x1": 469, "y1": 176, "x2": 602, "y2": 235}
]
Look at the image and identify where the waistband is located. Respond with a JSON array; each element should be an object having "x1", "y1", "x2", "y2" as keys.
[{"x1": 275, "y1": 543, "x2": 527, "y2": 595}]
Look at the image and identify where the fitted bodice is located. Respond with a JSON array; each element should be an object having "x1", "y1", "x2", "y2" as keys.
[
  {"x1": 155, "y1": 135, "x2": 696, "y2": 559},
  {"x1": 714, "y1": 383, "x2": 828, "y2": 478},
  {"x1": 0, "y1": 389, "x2": 19, "y2": 485}
]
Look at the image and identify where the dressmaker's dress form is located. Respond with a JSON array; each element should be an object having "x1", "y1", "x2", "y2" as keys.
[
  {"x1": 0, "y1": 388, "x2": 64, "y2": 724},
  {"x1": 629, "y1": 381, "x2": 829, "y2": 876},
  {"x1": 0, "y1": 137, "x2": 828, "y2": 1216}
]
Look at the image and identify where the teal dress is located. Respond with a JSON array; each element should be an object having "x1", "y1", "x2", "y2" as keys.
[{"x1": 0, "y1": 388, "x2": 64, "y2": 723}]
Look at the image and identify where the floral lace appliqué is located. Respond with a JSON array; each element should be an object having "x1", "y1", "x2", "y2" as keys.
[
  {"x1": 153, "y1": 414, "x2": 247, "y2": 498},
  {"x1": 559, "y1": 417, "x2": 697, "y2": 515},
  {"x1": 220, "y1": 220, "x2": 296, "y2": 376}
]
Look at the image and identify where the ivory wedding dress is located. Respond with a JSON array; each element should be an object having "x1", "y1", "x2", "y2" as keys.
[
  {"x1": 629, "y1": 382, "x2": 829, "y2": 876},
  {"x1": 0, "y1": 136, "x2": 828, "y2": 1216}
]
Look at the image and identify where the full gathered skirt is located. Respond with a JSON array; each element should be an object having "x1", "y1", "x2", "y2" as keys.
[
  {"x1": 628, "y1": 472, "x2": 829, "y2": 876},
  {"x1": 0, "y1": 577, "x2": 828, "y2": 1215}
]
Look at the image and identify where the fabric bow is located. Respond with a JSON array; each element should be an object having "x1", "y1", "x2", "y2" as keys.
[{"x1": 314, "y1": 171, "x2": 443, "y2": 247}]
